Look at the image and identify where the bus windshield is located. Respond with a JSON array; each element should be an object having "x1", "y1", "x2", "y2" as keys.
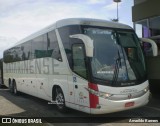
[{"x1": 83, "y1": 27, "x2": 146, "y2": 86}]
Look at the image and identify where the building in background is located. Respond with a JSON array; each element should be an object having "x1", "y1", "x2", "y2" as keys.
[{"x1": 132, "y1": 0, "x2": 160, "y2": 94}]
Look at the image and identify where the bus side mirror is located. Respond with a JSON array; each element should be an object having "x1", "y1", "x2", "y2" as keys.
[
  {"x1": 140, "y1": 38, "x2": 158, "y2": 57},
  {"x1": 70, "y1": 34, "x2": 94, "y2": 57}
]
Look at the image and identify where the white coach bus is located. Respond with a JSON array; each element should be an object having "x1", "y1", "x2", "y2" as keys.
[{"x1": 3, "y1": 18, "x2": 157, "y2": 114}]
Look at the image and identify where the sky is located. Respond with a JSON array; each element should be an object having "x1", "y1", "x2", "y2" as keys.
[{"x1": 0, "y1": 0, "x2": 133, "y2": 58}]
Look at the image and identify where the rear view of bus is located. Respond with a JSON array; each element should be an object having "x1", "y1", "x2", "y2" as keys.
[{"x1": 58, "y1": 19, "x2": 151, "y2": 114}]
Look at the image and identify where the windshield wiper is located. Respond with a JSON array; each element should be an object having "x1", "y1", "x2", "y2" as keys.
[{"x1": 112, "y1": 51, "x2": 121, "y2": 85}]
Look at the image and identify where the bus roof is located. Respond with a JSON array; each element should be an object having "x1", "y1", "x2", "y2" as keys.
[
  {"x1": 56, "y1": 18, "x2": 132, "y2": 29},
  {"x1": 10, "y1": 18, "x2": 133, "y2": 47}
]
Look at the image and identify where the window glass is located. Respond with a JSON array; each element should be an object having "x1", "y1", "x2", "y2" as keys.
[
  {"x1": 4, "y1": 31, "x2": 61, "y2": 62},
  {"x1": 4, "y1": 44, "x2": 29, "y2": 63},
  {"x1": 32, "y1": 35, "x2": 46, "y2": 58},
  {"x1": 15, "y1": 45, "x2": 24, "y2": 61},
  {"x1": 4, "y1": 49, "x2": 14, "y2": 63},
  {"x1": 10, "y1": 46, "x2": 21, "y2": 62},
  {"x1": 58, "y1": 25, "x2": 82, "y2": 66},
  {"x1": 48, "y1": 30, "x2": 62, "y2": 61},
  {"x1": 22, "y1": 41, "x2": 32, "y2": 60},
  {"x1": 72, "y1": 44, "x2": 87, "y2": 78},
  {"x1": 118, "y1": 31, "x2": 146, "y2": 81},
  {"x1": 43, "y1": 34, "x2": 48, "y2": 51}
]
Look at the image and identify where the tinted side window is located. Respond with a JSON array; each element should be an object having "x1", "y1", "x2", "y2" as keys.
[
  {"x1": 32, "y1": 35, "x2": 48, "y2": 58},
  {"x1": 14, "y1": 45, "x2": 23, "y2": 61},
  {"x1": 58, "y1": 25, "x2": 82, "y2": 67},
  {"x1": 48, "y1": 30, "x2": 62, "y2": 61},
  {"x1": 22, "y1": 41, "x2": 32, "y2": 60},
  {"x1": 4, "y1": 31, "x2": 62, "y2": 62},
  {"x1": 41, "y1": 34, "x2": 53, "y2": 58},
  {"x1": 4, "y1": 45, "x2": 28, "y2": 63},
  {"x1": 4, "y1": 50, "x2": 13, "y2": 63},
  {"x1": 6, "y1": 46, "x2": 21, "y2": 62},
  {"x1": 72, "y1": 44, "x2": 87, "y2": 78}
]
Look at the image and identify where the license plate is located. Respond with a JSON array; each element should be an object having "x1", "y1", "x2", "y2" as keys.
[{"x1": 125, "y1": 102, "x2": 134, "y2": 107}]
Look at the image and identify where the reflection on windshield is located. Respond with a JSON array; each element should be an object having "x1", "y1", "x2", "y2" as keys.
[
  {"x1": 83, "y1": 27, "x2": 146, "y2": 84},
  {"x1": 118, "y1": 31, "x2": 146, "y2": 81}
]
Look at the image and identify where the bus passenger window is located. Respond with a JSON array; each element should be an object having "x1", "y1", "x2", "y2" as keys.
[
  {"x1": 48, "y1": 30, "x2": 62, "y2": 61},
  {"x1": 32, "y1": 35, "x2": 44, "y2": 58}
]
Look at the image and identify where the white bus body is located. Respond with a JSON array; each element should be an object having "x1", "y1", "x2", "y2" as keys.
[{"x1": 3, "y1": 18, "x2": 150, "y2": 114}]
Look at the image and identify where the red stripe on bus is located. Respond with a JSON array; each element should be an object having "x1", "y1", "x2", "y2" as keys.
[{"x1": 88, "y1": 82, "x2": 99, "y2": 108}]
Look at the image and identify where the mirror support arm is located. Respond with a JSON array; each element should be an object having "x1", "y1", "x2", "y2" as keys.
[
  {"x1": 70, "y1": 34, "x2": 94, "y2": 57},
  {"x1": 140, "y1": 38, "x2": 158, "y2": 56}
]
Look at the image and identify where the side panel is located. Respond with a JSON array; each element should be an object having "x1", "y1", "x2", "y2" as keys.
[
  {"x1": 67, "y1": 74, "x2": 76, "y2": 109},
  {"x1": 67, "y1": 74, "x2": 90, "y2": 113},
  {"x1": 73, "y1": 75, "x2": 90, "y2": 113}
]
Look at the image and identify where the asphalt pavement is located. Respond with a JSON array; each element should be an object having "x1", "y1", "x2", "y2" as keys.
[{"x1": 0, "y1": 87, "x2": 160, "y2": 126}]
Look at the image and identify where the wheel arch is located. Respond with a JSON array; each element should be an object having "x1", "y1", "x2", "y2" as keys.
[{"x1": 52, "y1": 85, "x2": 62, "y2": 101}]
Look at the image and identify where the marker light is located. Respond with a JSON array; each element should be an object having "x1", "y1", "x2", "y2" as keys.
[{"x1": 143, "y1": 86, "x2": 149, "y2": 93}]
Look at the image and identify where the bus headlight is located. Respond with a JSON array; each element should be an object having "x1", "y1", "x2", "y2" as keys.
[
  {"x1": 85, "y1": 87, "x2": 112, "y2": 99},
  {"x1": 99, "y1": 92, "x2": 112, "y2": 99}
]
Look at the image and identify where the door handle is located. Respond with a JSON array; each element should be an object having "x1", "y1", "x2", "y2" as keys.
[{"x1": 75, "y1": 85, "x2": 78, "y2": 89}]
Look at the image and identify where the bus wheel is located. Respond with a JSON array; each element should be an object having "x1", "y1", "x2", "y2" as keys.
[
  {"x1": 55, "y1": 87, "x2": 67, "y2": 112},
  {"x1": 13, "y1": 81, "x2": 18, "y2": 95}
]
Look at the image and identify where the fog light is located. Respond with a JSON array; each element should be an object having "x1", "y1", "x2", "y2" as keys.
[{"x1": 144, "y1": 86, "x2": 149, "y2": 93}]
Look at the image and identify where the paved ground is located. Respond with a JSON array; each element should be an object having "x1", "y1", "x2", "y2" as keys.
[{"x1": 0, "y1": 87, "x2": 160, "y2": 126}]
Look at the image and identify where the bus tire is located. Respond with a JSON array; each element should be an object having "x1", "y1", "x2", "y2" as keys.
[
  {"x1": 54, "y1": 87, "x2": 67, "y2": 112},
  {"x1": 13, "y1": 80, "x2": 18, "y2": 95}
]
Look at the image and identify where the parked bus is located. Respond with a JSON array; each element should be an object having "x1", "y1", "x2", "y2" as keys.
[{"x1": 3, "y1": 18, "x2": 157, "y2": 114}]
